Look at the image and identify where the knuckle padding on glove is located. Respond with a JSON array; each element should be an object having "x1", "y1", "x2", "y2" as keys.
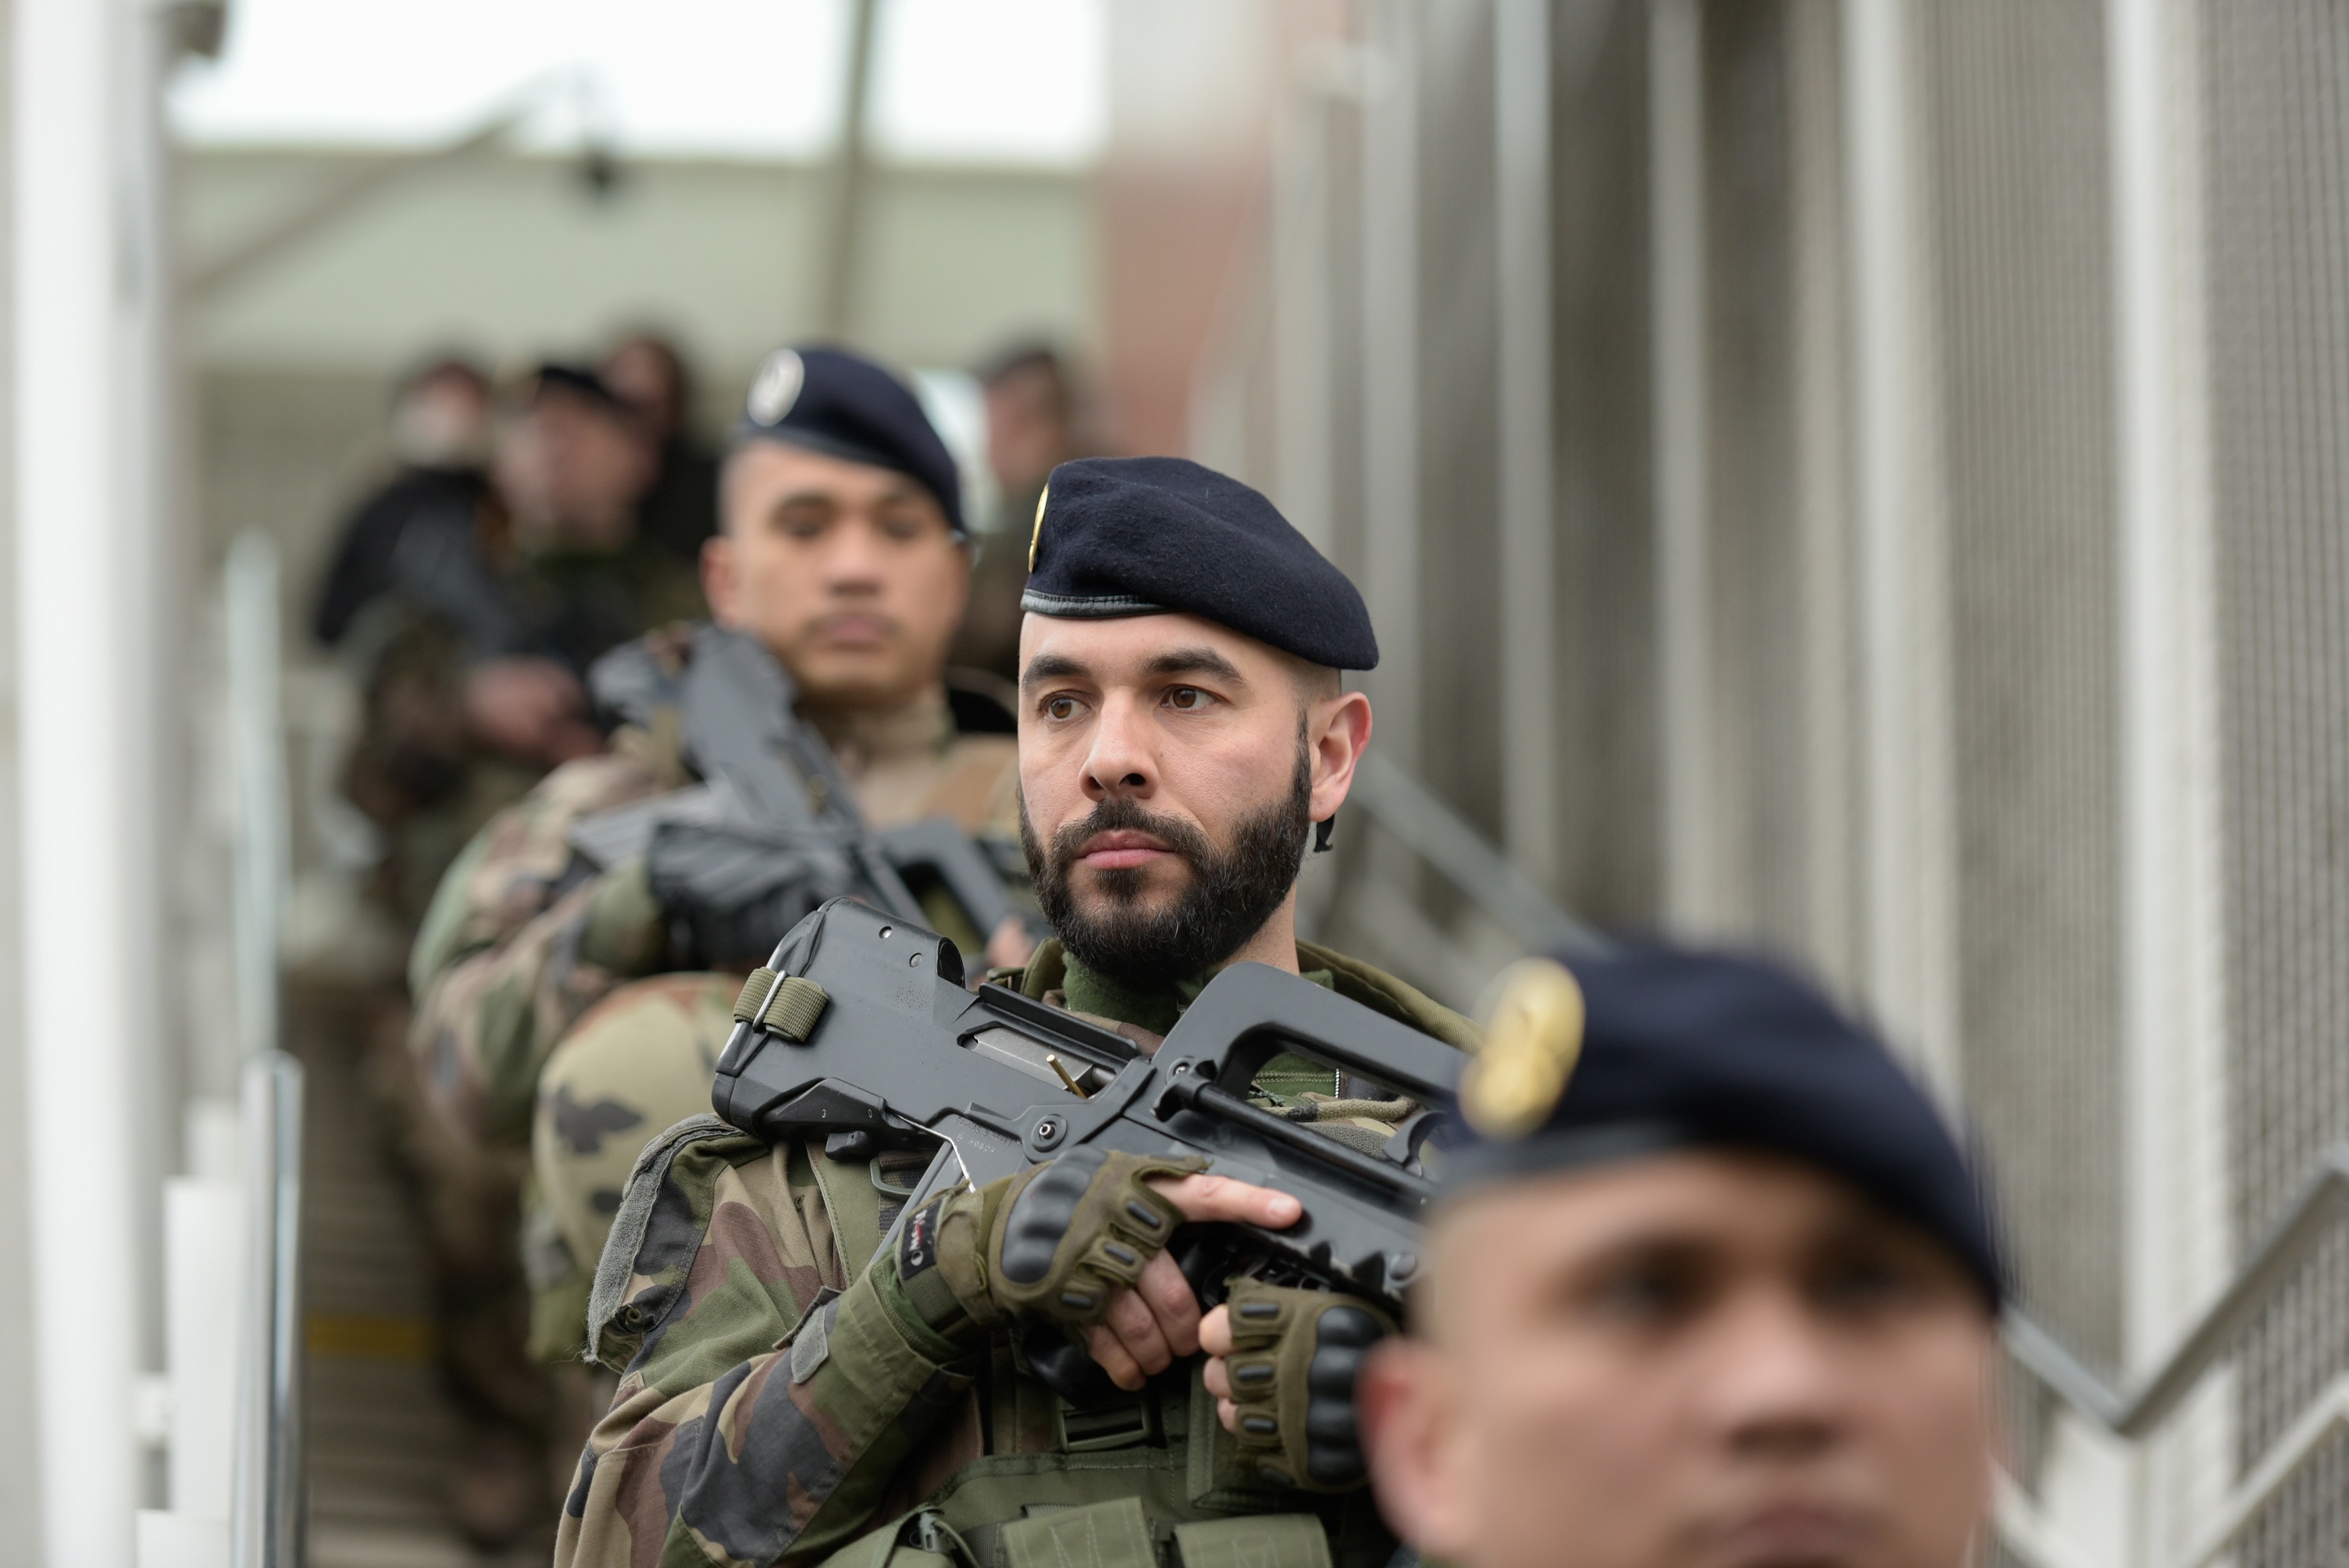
[
  {"x1": 1224, "y1": 1285, "x2": 1395, "y2": 1491},
  {"x1": 980, "y1": 1147, "x2": 1203, "y2": 1327},
  {"x1": 1000, "y1": 1148, "x2": 1107, "y2": 1285}
]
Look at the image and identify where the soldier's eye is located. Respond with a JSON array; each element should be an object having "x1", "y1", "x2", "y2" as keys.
[
  {"x1": 1168, "y1": 686, "x2": 1205, "y2": 711},
  {"x1": 1045, "y1": 696, "x2": 1082, "y2": 722}
]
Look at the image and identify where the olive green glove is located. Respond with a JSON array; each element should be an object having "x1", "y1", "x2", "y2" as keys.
[
  {"x1": 926, "y1": 1147, "x2": 1209, "y2": 1331},
  {"x1": 1221, "y1": 1280, "x2": 1396, "y2": 1491}
]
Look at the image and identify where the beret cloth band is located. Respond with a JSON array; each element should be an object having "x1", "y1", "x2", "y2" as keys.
[
  {"x1": 1021, "y1": 455, "x2": 1379, "y2": 671},
  {"x1": 1445, "y1": 945, "x2": 2006, "y2": 1310},
  {"x1": 733, "y1": 345, "x2": 965, "y2": 536}
]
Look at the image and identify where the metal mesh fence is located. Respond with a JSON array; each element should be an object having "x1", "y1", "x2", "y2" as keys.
[
  {"x1": 2204, "y1": 2, "x2": 2349, "y2": 1560},
  {"x1": 1916, "y1": 0, "x2": 2128, "y2": 1381},
  {"x1": 1196, "y1": 0, "x2": 2349, "y2": 1548}
]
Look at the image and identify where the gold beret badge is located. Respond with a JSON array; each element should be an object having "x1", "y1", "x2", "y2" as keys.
[
  {"x1": 1028, "y1": 483, "x2": 1050, "y2": 570},
  {"x1": 1462, "y1": 957, "x2": 1587, "y2": 1139}
]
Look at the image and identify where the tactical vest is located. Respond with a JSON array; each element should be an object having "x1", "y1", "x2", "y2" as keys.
[{"x1": 802, "y1": 1149, "x2": 1396, "y2": 1568}]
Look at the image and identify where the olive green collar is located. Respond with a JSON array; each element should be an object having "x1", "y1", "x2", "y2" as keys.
[
  {"x1": 1009, "y1": 936, "x2": 1480, "y2": 1053},
  {"x1": 1053, "y1": 950, "x2": 1334, "y2": 1039}
]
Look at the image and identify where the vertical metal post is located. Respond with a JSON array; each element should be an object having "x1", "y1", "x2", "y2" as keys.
[
  {"x1": 231, "y1": 1055, "x2": 303, "y2": 1568},
  {"x1": 2108, "y1": 0, "x2": 2233, "y2": 1555},
  {"x1": 821, "y1": 0, "x2": 882, "y2": 337},
  {"x1": 1361, "y1": 0, "x2": 1421, "y2": 770},
  {"x1": 1274, "y1": 96, "x2": 1336, "y2": 555},
  {"x1": 1650, "y1": 0, "x2": 1711, "y2": 933},
  {"x1": 1495, "y1": 0, "x2": 1559, "y2": 888},
  {"x1": 15, "y1": 0, "x2": 156, "y2": 1557},
  {"x1": 226, "y1": 533, "x2": 302, "y2": 1568},
  {"x1": 1841, "y1": 0, "x2": 1959, "y2": 1092},
  {"x1": 226, "y1": 535, "x2": 285, "y2": 1066},
  {"x1": 1783, "y1": 0, "x2": 1858, "y2": 993}
]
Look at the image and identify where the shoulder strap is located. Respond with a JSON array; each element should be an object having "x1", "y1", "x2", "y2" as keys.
[{"x1": 586, "y1": 1113, "x2": 760, "y2": 1369}]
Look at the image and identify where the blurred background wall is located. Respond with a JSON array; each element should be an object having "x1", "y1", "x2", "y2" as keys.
[{"x1": 1105, "y1": 3, "x2": 2349, "y2": 1566}]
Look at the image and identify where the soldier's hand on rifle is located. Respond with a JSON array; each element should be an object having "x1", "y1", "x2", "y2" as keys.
[
  {"x1": 1199, "y1": 1285, "x2": 1395, "y2": 1491},
  {"x1": 463, "y1": 656, "x2": 601, "y2": 766},
  {"x1": 924, "y1": 1150, "x2": 1300, "y2": 1390}
]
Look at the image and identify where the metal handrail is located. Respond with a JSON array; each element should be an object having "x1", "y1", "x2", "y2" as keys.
[
  {"x1": 233, "y1": 1052, "x2": 305, "y2": 1568},
  {"x1": 1997, "y1": 1145, "x2": 2349, "y2": 1568},
  {"x1": 2003, "y1": 1142, "x2": 2349, "y2": 1438},
  {"x1": 1345, "y1": 751, "x2": 1606, "y2": 956},
  {"x1": 226, "y1": 532, "x2": 305, "y2": 1566}
]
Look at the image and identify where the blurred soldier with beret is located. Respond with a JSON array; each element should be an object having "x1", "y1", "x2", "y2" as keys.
[
  {"x1": 1355, "y1": 948, "x2": 2006, "y2": 1568},
  {"x1": 401, "y1": 346, "x2": 1025, "y2": 1545},
  {"x1": 552, "y1": 455, "x2": 1477, "y2": 1568}
]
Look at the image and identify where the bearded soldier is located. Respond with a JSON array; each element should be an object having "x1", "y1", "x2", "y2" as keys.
[
  {"x1": 404, "y1": 346, "x2": 1031, "y2": 1542},
  {"x1": 556, "y1": 456, "x2": 1477, "y2": 1568}
]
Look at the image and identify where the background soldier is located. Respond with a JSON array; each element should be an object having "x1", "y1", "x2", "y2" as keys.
[
  {"x1": 601, "y1": 330, "x2": 722, "y2": 571},
  {"x1": 404, "y1": 346, "x2": 1025, "y2": 1543},
  {"x1": 333, "y1": 362, "x2": 699, "y2": 925},
  {"x1": 556, "y1": 456, "x2": 1477, "y2": 1568},
  {"x1": 950, "y1": 341, "x2": 1086, "y2": 681},
  {"x1": 1357, "y1": 947, "x2": 2006, "y2": 1568},
  {"x1": 312, "y1": 355, "x2": 496, "y2": 650}
]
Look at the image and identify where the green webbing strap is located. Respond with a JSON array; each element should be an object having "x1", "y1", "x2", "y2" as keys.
[
  {"x1": 733, "y1": 968, "x2": 829, "y2": 1040},
  {"x1": 811, "y1": 1144, "x2": 888, "y2": 1284}
]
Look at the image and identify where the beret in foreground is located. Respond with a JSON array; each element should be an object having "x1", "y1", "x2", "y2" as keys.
[
  {"x1": 1447, "y1": 944, "x2": 2004, "y2": 1309},
  {"x1": 733, "y1": 346, "x2": 965, "y2": 536},
  {"x1": 1021, "y1": 456, "x2": 1379, "y2": 671}
]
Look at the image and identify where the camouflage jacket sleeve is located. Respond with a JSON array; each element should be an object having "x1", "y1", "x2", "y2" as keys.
[
  {"x1": 558, "y1": 1122, "x2": 978, "y2": 1568},
  {"x1": 408, "y1": 751, "x2": 675, "y2": 1146}
]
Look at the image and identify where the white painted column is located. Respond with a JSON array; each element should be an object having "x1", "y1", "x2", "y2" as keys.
[
  {"x1": 1650, "y1": 0, "x2": 1712, "y2": 934},
  {"x1": 1495, "y1": 0, "x2": 1558, "y2": 888},
  {"x1": 1360, "y1": 0, "x2": 1420, "y2": 769},
  {"x1": 2109, "y1": 0, "x2": 2233, "y2": 1559},
  {"x1": 1841, "y1": 0, "x2": 1960, "y2": 1092},
  {"x1": 16, "y1": 0, "x2": 169, "y2": 1559}
]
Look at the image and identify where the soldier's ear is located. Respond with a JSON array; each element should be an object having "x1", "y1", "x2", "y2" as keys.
[
  {"x1": 1306, "y1": 690, "x2": 1372, "y2": 829},
  {"x1": 700, "y1": 532, "x2": 740, "y2": 625}
]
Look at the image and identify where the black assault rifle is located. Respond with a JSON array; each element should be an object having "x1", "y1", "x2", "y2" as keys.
[
  {"x1": 713, "y1": 898, "x2": 1463, "y2": 1398},
  {"x1": 567, "y1": 625, "x2": 1035, "y2": 969}
]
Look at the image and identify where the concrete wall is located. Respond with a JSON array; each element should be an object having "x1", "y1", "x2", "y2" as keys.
[{"x1": 184, "y1": 148, "x2": 1099, "y2": 389}]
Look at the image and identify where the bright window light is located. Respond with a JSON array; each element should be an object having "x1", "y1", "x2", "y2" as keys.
[
  {"x1": 872, "y1": 0, "x2": 1105, "y2": 166},
  {"x1": 169, "y1": 0, "x2": 1106, "y2": 166}
]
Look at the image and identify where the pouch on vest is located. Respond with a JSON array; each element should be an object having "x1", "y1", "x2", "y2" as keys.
[
  {"x1": 1171, "y1": 1515, "x2": 1332, "y2": 1568},
  {"x1": 1000, "y1": 1497, "x2": 1157, "y2": 1568}
]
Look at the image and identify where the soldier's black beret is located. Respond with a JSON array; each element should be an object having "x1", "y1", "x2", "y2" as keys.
[
  {"x1": 732, "y1": 346, "x2": 965, "y2": 536},
  {"x1": 1021, "y1": 456, "x2": 1378, "y2": 671},
  {"x1": 528, "y1": 362, "x2": 629, "y2": 415},
  {"x1": 1448, "y1": 945, "x2": 2004, "y2": 1308}
]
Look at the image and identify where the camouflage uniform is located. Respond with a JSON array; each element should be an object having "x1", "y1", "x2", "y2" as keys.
[
  {"x1": 556, "y1": 940, "x2": 1476, "y2": 1568},
  {"x1": 404, "y1": 643, "x2": 1023, "y2": 1482}
]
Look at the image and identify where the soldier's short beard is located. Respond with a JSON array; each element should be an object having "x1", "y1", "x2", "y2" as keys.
[{"x1": 1021, "y1": 739, "x2": 1314, "y2": 992}]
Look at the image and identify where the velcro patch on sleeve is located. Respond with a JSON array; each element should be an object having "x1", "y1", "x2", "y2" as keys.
[{"x1": 790, "y1": 1292, "x2": 843, "y2": 1384}]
